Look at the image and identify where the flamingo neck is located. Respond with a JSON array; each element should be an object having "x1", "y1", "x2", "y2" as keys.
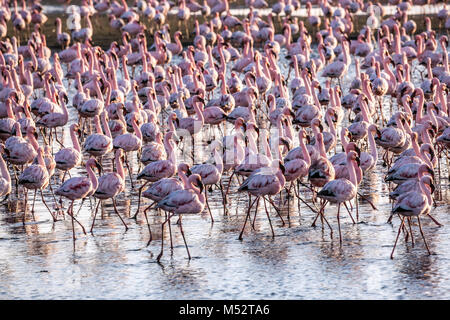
[
  {"x1": 419, "y1": 176, "x2": 433, "y2": 206},
  {"x1": 70, "y1": 126, "x2": 81, "y2": 153},
  {"x1": 325, "y1": 112, "x2": 336, "y2": 139},
  {"x1": 368, "y1": 129, "x2": 378, "y2": 162},
  {"x1": 86, "y1": 164, "x2": 98, "y2": 190},
  {"x1": 131, "y1": 119, "x2": 142, "y2": 141},
  {"x1": 115, "y1": 153, "x2": 125, "y2": 180},
  {"x1": 0, "y1": 150, "x2": 10, "y2": 184},
  {"x1": 213, "y1": 149, "x2": 223, "y2": 173},
  {"x1": 178, "y1": 170, "x2": 190, "y2": 188},
  {"x1": 347, "y1": 157, "x2": 357, "y2": 186}
]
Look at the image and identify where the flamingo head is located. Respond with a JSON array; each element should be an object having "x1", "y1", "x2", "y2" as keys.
[{"x1": 178, "y1": 163, "x2": 191, "y2": 176}]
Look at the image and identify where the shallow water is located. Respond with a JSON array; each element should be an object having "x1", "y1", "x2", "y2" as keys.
[{"x1": 1, "y1": 4, "x2": 450, "y2": 299}]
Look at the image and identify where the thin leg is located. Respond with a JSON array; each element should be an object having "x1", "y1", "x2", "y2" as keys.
[
  {"x1": 204, "y1": 189, "x2": 214, "y2": 223},
  {"x1": 90, "y1": 200, "x2": 102, "y2": 234},
  {"x1": 133, "y1": 181, "x2": 149, "y2": 219},
  {"x1": 144, "y1": 205, "x2": 153, "y2": 246},
  {"x1": 178, "y1": 215, "x2": 191, "y2": 260},
  {"x1": 39, "y1": 189, "x2": 57, "y2": 222},
  {"x1": 112, "y1": 198, "x2": 128, "y2": 231},
  {"x1": 391, "y1": 216, "x2": 405, "y2": 259},
  {"x1": 263, "y1": 197, "x2": 275, "y2": 238},
  {"x1": 337, "y1": 203, "x2": 342, "y2": 244},
  {"x1": 343, "y1": 202, "x2": 356, "y2": 224},
  {"x1": 427, "y1": 213, "x2": 443, "y2": 227},
  {"x1": 251, "y1": 196, "x2": 261, "y2": 230},
  {"x1": 157, "y1": 213, "x2": 173, "y2": 262},
  {"x1": 407, "y1": 217, "x2": 415, "y2": 247},
  {"x1": 238, "y1": 196, "x2": 258, "y2": 240},
  {"x1": 417, "y1": 216, "x2": 432, "y2": 255}
]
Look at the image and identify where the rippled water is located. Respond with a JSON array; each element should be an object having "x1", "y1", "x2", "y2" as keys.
[{"x1": 1, "y1": 27, "x2": 450, "y2": 299}]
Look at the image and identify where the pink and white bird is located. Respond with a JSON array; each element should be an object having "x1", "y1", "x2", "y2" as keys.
[
  {"x1": 55, "y1": 158, "x2": 102, "y2": 242},
  {"x1": 91, "y1": 149, "x2": 128, "y2": 232},
  {"x1": 55, "y1": 124, "x2": 82, "y2": 179},
  {"x1": 156, "y1": 174, "x2": 206, "y2": 261},
  {"x1": 18, "y1": 147, "x2": 56, "y2": 222},
  {"x1": 317, "y1": 150, "x2": 360, "y2": 243}
]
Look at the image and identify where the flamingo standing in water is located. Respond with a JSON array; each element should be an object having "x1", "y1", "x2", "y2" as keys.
[
  {"x1": 18, "y1": 147, "x2": 57, "y2": 222},
  {"x1": 390, "y1": 172, "x2": 435, "y2": 259},
  {"x1": 190, "y1": 140, "x2": 224, "y2": 220},
  {"x1": 55, "y1": 124, "x2": 82, "y2": 182},
  {"x1": 0, "y1": 144, "x2": 12, "y2": 201},
  {"x1": 55, "y1": 158, "x2": 102, "y2": 243},
  {"x1": 238, "y1": 160, "x2": 286, "y2": 239},
  {"x1": 317, "y1": 150, "x2": 360, "y2": 243},
  {"x1": 156, "y1": 174, "x2": 206, "y2": 261},
  {"x1": 134, "y1": 131, "x2": 178, "y2": 218},
  {"x1": 91, "y1": 149, "x2": 128, "y2": 232},
  {"x1": 140, "y1": 163, "x2": 191, "y2": 245}
]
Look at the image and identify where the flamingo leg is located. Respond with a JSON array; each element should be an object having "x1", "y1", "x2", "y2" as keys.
[
  {"x1": 90, "y1": 199, "x2": 102, "y2": 234},
  {"x1": 69, "y1": 200, "x2": 76, "y2": 244},
  {"x1": 39, "y1": 189, "x2": 57, "y2": 222},
  {"x1": 157, "y1": 213, "x2": 173, "y2": 262},
  {"x1": 262, "y1": 197, "x2": 275, "y2": 238},
  {"x1": 204, "y1": 188, "x2": 214, "y2": 223},
  {"x1": 251, "y1": 196, "x2": 261, "y2": 230},
  {"x1": 177, "y1": 215, "x2": 191, "y2": 260},
  {"x1": 391, "y1": 216, "x2": 406, "y2": 259},
  {"x1": 125, "y1": 152, "x2": 134, "y2": 189},
  {"x1": 427, "y1": 213, "x2": 443, "y2": 227},
  {"x1": 238, "y1": 196, "x2": 258, "y2": 240},
  {"x1": 343, "y1": 201, "x2": 356, "y2": 224},
  {"x1": 112, "y1": 198, "x2": 128, "y2": 231},
  {"x1": 133, "y1": 181, "x2": 149, "y2": 219},
  {"x1": 337, "y1": 203, "x2": 342, "y2": 244},
  {"x1": 143, "y1": 205, "x2": 153, "y2": 246},
  {"x1": 266, "y1": 196, "x2": 285, "y2": 226},
  {"x1": 31, "y1": 189, "x2": 37, "y2": 214},
  {"x1": 407, "y1": 217, "x2": 415, "y2": 247},
  {"x1": 417, "y1": 216, "x2": 432, "y2": 255}
]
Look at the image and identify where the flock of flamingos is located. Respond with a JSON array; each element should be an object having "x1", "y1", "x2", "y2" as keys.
[{"x1": 0, "y1": 0, "x2": 449, "y2": 262}]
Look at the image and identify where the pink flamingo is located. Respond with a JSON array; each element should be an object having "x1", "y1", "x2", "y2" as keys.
[
  {"x1": 317, "y1": 150, "x2": 359, "y2": 243},
  {"x1": 91, "y1": 149, "x2": 128, "y2": 232},
  {"x1": 18, "y1": 147, "x2": 57, "y2": 222},
  {"x1": 390, "y1": 172, "x2": 435, "y2": 258},
  {"x1": 55, "y1": 158, "x2": 102, "y2": 243},
  {"x1": 238, "y1": 160, "x2": 286, "y2": 239},
  {"x1": 191, "y1": 141, "x2": 224, "y2": 220},
  {"x1": 156, "y1": 174, "x2": 206, "y2": 261},
  {"x1": 140, "y1": 163, "x2": 191, "y2": 245},
  {"x1": 55, "y1": 124, "x2": 82, "y2": 181},
  {"x1": 135, "y1": 131, "x2": 177, "y2": 218}
]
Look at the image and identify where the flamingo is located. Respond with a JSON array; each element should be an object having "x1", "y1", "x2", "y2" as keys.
[
  {"x1": 156, "y1": 174, "x2": 206, "y2": 261},
  {"x1": 191, "y1": 141, "x2": 224, "y2": 220},
  {"x1": 91, "y1": 149, "x2": 128, "y2": 232},
  {"x1": 317, "y1": 150, "x2": 359, "y2": 243},
  {"x1": 390, "y1": 172, "x2": 435, "y2": 259},
  {"x1": 238, "y1": 160, "x2": 286, "y2": 239},
  {"x1": 55, "y1": 124, "x2": 82, "y2": 181},
  {"x1": 135, "y1": 131, "x2": 178, "y2": 218},
  {"x1": 55, "y1": 158, "x2": 102, "y2": 243},
  {"x1": 18, "y1": 147, "x2": 56, "y2": 222}
]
